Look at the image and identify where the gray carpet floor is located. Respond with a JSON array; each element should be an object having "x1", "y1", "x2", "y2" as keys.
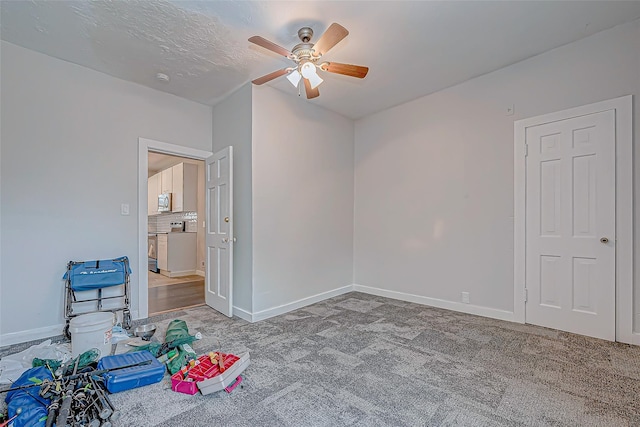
[{"x1": 3, "y1": 291, "x2": 640, "y2": 426}]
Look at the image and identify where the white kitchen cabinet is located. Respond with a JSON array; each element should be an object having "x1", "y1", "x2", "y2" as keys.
[
  {"x1": 171, "y1": 163, "x2": 198, "y2": 213},
  {"x1": 160, "y1": 168, "x2": 173, "y2": 194},
  {"x1": 147, "y1": 173, "x2": 160, "y2": 215},
  {"x1": 156, "y1": 233, "x2": 197, "y2": 277}
]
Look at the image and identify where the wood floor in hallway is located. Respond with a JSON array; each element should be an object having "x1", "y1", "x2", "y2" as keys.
[{"x1": 148, "y1": 272, "x2": 204, "y2": 316}]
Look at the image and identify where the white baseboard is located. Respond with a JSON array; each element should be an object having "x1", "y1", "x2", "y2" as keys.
[
  {"x1": 196, "y1": 270, "x2": 205, "y2": 277},
  {"x1": 0, "y1": 323, "x2": 65, "y2": 348},
  {"x1": 158, "y1": 269, "x2": 197, "y2": 278},
  {"x1": 232, "y1": 306, "x2": 253, "y2": 322},
  {"x1": 0, "y1": 309, "x2": 144, "y2": 348},
  {"x1": 1, "y1": 284, "x2": 520, "y2": 348},
  {"x1": 353, "y1": 284, "x2": 517, "y2": 323},
  {"x1": 242, "y1": 285, "x2": 353, "y2": 323}
]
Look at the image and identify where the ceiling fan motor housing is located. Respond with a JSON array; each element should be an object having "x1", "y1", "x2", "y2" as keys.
[
  {"x1": 293, "y1": 27, "x2": 319, "y2": 64},
  {"x1": 298, "y1": 27, "x2": 313, "y2": 43},
  {"x1": 292, "y1": 43, "x2": 316, "y2": 63}
]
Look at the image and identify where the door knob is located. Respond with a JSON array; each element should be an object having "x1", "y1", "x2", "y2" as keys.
[{"x1": 600, "y1": 237, "x2": 609, "y2": 244}]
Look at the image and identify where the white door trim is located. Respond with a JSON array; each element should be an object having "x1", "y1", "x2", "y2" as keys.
[
  {"x1": 137, "y1": 137, "x2": 212, "y2": 319},
  {"x1": 514, "y1": 95, "x2": 634, "y2": 344}
]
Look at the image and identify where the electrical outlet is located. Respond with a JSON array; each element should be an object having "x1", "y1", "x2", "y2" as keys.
[
  {"x1": 201, "y1": 261, "x2": 205, "y2": 267},
  {"x1": 461, "y1": 292, "x2": 470, "y2": 304}
]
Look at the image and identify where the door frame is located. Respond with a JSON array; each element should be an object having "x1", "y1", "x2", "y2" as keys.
[
  {"x1": 514, "y1": 95, "x2": 634, "y2": 343},
  {"x1": 137, "y1": 137, "x2": 212, "y2": 319}
]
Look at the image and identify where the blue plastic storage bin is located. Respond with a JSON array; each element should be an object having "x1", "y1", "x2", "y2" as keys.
[{"x1": 98, "y1": 350, "x2": 165, "y2": 393}]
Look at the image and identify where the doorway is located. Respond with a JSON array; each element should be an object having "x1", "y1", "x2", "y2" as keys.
[
  {"x1": 147, "y1": 151, "x2": 206, "y2": 316},
  {"x1": 137, "y1": 138, "x2": 213, "y2": 320},
  {"x1": 513, "y1": 96, "x2": 634, "y2": 343}
]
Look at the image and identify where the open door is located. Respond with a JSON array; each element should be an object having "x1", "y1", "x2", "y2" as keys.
[{"x1": 205, "y1": 146, "x2": 233, "y2": 317}]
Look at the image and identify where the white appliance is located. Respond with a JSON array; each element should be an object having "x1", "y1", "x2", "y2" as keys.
[
  {"x1": 158, "y1": 193, "x2": 172, "y2": 212},
  {"x1": 148, "y1": 233, "x2": 159, "y2": 273}
]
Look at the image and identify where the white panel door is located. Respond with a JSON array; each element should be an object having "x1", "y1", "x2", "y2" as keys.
[
  {"x1": 205, "y1": 147, "x2": 233, "y2": 317},
  {"x1": 525, "y1": 110, "x2": 615, "y2": 340}
]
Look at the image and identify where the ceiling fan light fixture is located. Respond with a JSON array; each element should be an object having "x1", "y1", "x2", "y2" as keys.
[
  {"x1": 286, "y1": 70, "x2": 302, "y2": 87},
  {"x1": 300, "y1": 62, "x2": 316, "y2": 78},
  {"x1": 307, "y1": 73, "x2": 323, "y2": 90},
  {"x1": 300, "y1": 62, "x2": 323, "y2": 89}
]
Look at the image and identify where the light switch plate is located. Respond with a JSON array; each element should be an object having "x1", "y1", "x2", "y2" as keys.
[
  {"x1": 506, "y1": 104, "x2": 515, "y2": 116},
  {"x1": 121, "y1": 203, "x2": 130, "y2": 216}
]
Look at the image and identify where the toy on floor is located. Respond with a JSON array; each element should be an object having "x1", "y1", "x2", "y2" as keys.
[{"x1": 171, "y1": 352, "x2": 250, "y2": 395}]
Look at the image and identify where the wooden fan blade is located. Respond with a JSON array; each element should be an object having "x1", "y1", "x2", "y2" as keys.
[
  {"x1": 312, "y1": 23, "x2": 349, "y2": 56},
  {"x1": 252, "y1": 69, "x2": 289, "y2": 85},
  {"x1": 321, "y1": 62, "x2": 369, "y2": 79},
  {"x1": 249, "y1": 36, "x2": 292, "y2": 58},
  {"x1": 304, "y1": 78, "x2": 320, "y2": 99}
]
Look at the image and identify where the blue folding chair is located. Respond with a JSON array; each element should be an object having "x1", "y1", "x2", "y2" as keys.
[{"x1": 63, "y1": 256, "x2": 132, "y2": 338}]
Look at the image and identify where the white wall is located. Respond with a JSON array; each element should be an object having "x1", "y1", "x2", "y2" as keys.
[
  {"x1": 0, "y1": 41, "x2": 212, "y2": 345},
  {"x1": 212, "y1": 84, "x2": 253, "y2": 314},
  {"x1": 354, "y1": 20, "x2": 639, "y2": 324},
  {"x1": 251, "y1": 86, "x2": 354, "y2": 314}
]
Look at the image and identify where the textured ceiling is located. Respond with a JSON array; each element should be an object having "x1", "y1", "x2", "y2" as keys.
[{"x1": 2, "y1": 1, "x2": 640, "y2": 119}]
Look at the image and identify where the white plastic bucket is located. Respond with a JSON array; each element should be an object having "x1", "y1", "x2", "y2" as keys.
[{"x1": 69, "y1": 312, "x2": 114, "y2": 357}]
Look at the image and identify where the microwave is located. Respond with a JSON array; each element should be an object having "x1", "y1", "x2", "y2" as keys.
[{"x1": 158, "y1": 193, "x2": 172, "y2": 212}]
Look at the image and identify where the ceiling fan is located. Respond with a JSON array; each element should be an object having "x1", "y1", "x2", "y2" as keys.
[{"x1": 249, "y1": 23, "x2": 369, "y2": 99}]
